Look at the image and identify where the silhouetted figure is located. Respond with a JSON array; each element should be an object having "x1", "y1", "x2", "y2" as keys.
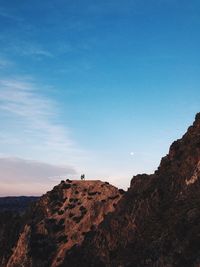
[{"x1": 81, "y1": 174, "x2": 85, "y2": 180}]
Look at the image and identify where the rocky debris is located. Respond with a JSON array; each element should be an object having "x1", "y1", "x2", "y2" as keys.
[
  {"x1": 61, "y1": 113, "x2": 200, "y2": 267},
  {"x1": 6, "y1": 180, "x2": 122, "y2": 267}
]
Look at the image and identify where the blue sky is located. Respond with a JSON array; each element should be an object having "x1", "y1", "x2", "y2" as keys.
[{"x1": 0, "y1": 0, "x2": 199, "y2": 195}]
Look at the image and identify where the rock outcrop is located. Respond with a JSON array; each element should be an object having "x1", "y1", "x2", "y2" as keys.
[
  {"x1": 61, "y1": 113, "x2": 200, "y2": 267},
  {"x1": 6, "y1": 180, "x2": 122, "y2": 267}
]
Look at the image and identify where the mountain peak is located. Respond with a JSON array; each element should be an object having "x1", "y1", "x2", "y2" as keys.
[
  {"x1": 7, "y1": 179, "x2": 123, "y2": 267},
  {"x1": 157, "y1": 113, "x2": 200, "y2": 181},
  {"x1": 195, "y1": 112, "x2": 200, "y2": 122}
]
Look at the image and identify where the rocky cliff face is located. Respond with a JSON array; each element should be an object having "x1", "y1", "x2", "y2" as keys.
[
  {"x1": 6, "y1": 180, "x2": 123, "y2": 267},
  {"x1": 61, "y1": 113, "x2": 200, "y2": 267},
  {"x1": 0, "y1": 197, "x2": 38, "y2": 267}
]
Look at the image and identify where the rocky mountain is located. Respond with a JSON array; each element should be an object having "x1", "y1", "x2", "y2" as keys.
[
  {"x1": 2, "y1": 113, "x2": 200, "y2": 267},
  {"x1": 6, "y1": 180, "x2": 123, "y2": 267},
  {"x1": 62, "y1": 113, "x2": 200, "y2": 267}
]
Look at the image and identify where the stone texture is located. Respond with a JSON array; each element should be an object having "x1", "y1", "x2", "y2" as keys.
[{"x1": 6, "y1": 180, "x2": 122, "y2": 267}]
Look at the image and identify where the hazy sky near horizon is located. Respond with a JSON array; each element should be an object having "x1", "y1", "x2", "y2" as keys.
[{"x1": 0, "y1": 0, "x2": 199, "y2": 195}]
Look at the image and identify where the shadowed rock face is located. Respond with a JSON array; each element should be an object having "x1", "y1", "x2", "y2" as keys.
[
  {"x1": 61, "y1": 113, "x2": 200, "y2": 267},
  {"x1": 0, "y1": 197, "x2": 39, "y2": 267},
  {"x1": 6, "y1": 180, "x2": 122, "y2": 267}
]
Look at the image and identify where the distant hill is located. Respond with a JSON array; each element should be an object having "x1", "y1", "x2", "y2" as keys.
[{"x1": 0, "y1": 196, "x2": 39, "y2": 213}]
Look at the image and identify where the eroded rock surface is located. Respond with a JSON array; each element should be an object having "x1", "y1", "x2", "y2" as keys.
[
  {"x1": 0, "y1": 197, "x2": 38, "y2": 267},
  {"x1": 7, "y1": 180, "x2": 122, "y2": 267}
]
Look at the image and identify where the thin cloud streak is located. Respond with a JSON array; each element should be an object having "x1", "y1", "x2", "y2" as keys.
[
  {"x1": 0, "y1": 77, "x2": 85, "y2": 165},
  {"x1": 0, "y1": 8, "x2": 23, "y2": 22},
  {"x1": 3, "y1": 40, "x2": 54, "y2": 59},
  {"x1": 0, "y1": 58, "x2": 13, "y2": 69},
  {"x1": 21, "y1": 45, "x2": 54, "y2": 58}
]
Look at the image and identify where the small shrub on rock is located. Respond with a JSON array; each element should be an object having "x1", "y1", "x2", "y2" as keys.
[
  {"x1": 72, "y1": 214, "x2": 84, "y2": 223},
  {"x1": 118, "y1": 189, "x2": 125, "y2": 194},
  {"x1": 62, "y1": 184, "x2": 71, "y2": 189},
  {"x1": 88, "y1": 191, "x2": 98, "y2": 196},
  {"x1": 58, "y1": 210, "x2": 64, "y2": 215},
  {"x1": 68, "y1": 204, "x2": 75, "y2": 209}
]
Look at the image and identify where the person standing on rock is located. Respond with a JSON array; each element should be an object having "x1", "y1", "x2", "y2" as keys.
[{"x1": 81, "y1": 174, "x2": 85, "y2": 180}]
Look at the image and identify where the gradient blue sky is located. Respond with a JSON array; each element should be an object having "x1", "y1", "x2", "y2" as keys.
[{"x1": 0, "y1": 0, "x2": 199, "y2": 195}]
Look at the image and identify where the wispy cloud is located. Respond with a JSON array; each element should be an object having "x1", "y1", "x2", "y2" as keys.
[
  {"x1": 0, "y1": 77, "x2": 83, "y2": 165},
  {"x1": 0, "y1": 57, "x2": 13, "y2": 69},
  {"x1": 3, "y1": 40, "x2": 54, "y2": 59},
  {"x1": 21, "y1": 45, "x2": 54, "y2": 58},
  {"x1": 0, "y1": 8, "x2": 23, "y2": 22},
  {"x1": 0, "y1": 77, "x2": 87, "y2": 195},
  {"x1": 0, "y1": 79, "x2": 54, "y2": 118}
]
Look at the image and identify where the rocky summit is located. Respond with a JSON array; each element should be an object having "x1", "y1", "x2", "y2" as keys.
[
  {"x1": 6, "y1": 180, "x2": 123, "y2": 267},
  {"x1": 1, "y1": 113, "x2": 200, "y2": 267}
]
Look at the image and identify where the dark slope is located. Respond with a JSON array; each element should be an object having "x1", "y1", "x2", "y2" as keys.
[
  {"x1": 0, "y1": 197, "x2": 39, "y2": 266},
  {"x1": 63, "y1": 113, "x2": 200, "y2": 267}
]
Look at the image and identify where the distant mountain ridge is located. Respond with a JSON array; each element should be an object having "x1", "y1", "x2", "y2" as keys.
[{"x1": 0, "y1": 196, "x2": 39, "y2": 213}]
